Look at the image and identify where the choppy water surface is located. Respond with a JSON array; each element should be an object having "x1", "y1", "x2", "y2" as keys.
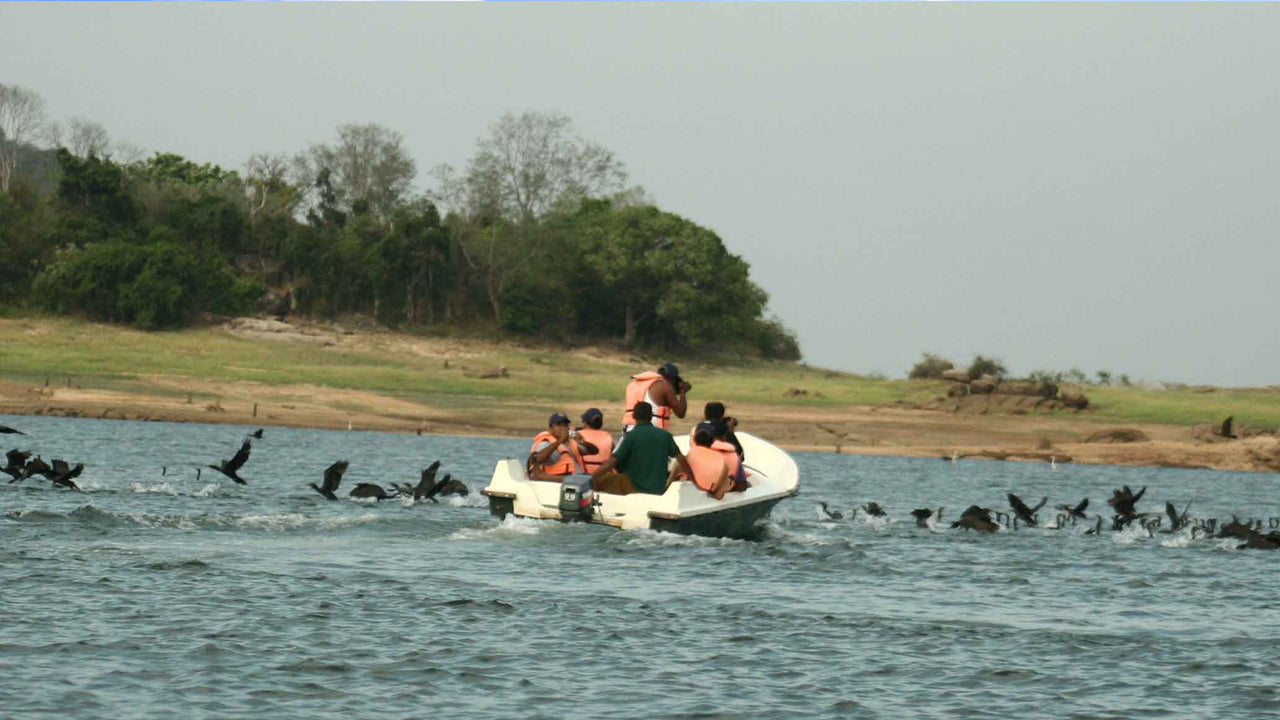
[{"x1": 3, "y1": 414, "x2": 1279, "y2": 719}]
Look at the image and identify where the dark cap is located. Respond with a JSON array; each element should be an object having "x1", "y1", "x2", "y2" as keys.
[
  {"x1": 658, "y1": 362, "x2": 680, "y2": 378},
  {"x1": 548, "y1": 412, "x2": 570, "y2": 425},
  {"x1": 581, "y1": 408, "x2": 603, "y2": 423},
  {"x1": 694, "y1": 423, "x2": 716, "y2": 447}
]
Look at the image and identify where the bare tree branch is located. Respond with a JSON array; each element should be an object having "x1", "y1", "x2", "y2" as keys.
[{"x1": 0, "y1": 83, "x2": 48, "y2": 193}]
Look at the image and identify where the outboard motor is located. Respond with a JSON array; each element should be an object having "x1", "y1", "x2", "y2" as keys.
[{"x1": 558, "y1": 474, "x2": 595, "y2": 523}]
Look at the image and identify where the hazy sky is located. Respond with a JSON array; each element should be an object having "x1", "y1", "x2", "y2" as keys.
[{"x1": 5, "y1": 3, "x2": 1279, "y2": 386}]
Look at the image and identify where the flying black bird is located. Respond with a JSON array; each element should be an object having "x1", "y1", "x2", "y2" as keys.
[
  {"x1": 952, "y1": 505, "x2": 999, "y2": 533},
  {"x1": 412, "y1": 460, "x2": 441, "y2": 501},
  {"x1": 1008, "y1": 493, "x2": 1048, "y2": 526},
  {"x1": 435, "y1": 476, "x2": 469, "y2": 497},
  {"x1": 310, "y1": 460, "x2": 347, "y2": 501},
  {"x1": 1056, "y1": 498, "x2": 1089, "y2": 520},
  {"x1": 819, "y1": 502, "x2": 844, "y2": 521},
  {"x1": 911, "y1": 508, "x2": 937, "y2": 528},
  {"x1": 0, "y1": 425, "x2": 26, "y2": 435},
  {"x1": 418, "y1": 471, "x2": 468, "y2": 503},
  {"x1": 18, "y1": 455, "x2": 52, "y2": 481},
  {"x1": 350, "y1": 483, "x2": 395, "y2": 501},
  {"x1": 1164, "y1": 501, "x2": 1191, "y2": 532},
  {"x1": 3, "y1": 449, "x2": 31, "y2": 481},
  {"x1": 1108, "y1": 485, "x2": 1146, "y2": 526},
  {"x1": 1220, "y1": 416, "x2": 1236, "y2": 439},
  {"x1": 248, "y1": 428, "x2": 265, "y2": 439},
  {"x1": 208, "y1": 440, "x2": 251, "y2": 484},
  {"x1": 50, "y1": 463, "x2": 84, "y2": 491},
  {"x1": 862, "y1": 502, "x2": 887, "y2": 518}
]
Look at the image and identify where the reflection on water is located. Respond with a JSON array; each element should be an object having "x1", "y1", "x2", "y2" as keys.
[{"x1": 2, "y1": 414, "x2": 1279, "y2": 719}]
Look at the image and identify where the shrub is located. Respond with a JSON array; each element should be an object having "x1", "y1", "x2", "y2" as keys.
[
  {"x1": 968, "y1": 355, "x2": 1008, "y2": 381},
  {"x1": 908, "y1": 353, "x2": 954, "y2": 380},
  {"x1": 749, "y1": 317, "x2": 802, "y2": 361}
]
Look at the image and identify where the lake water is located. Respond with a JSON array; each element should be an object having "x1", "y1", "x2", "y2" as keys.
[{"x1": 3, "y1": 414, "x2": 1278, "y2": 719}]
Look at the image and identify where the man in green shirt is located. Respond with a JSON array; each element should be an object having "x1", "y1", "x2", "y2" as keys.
[{"x1": 591, "y1": 403, "x2": 694, "y2": 495}]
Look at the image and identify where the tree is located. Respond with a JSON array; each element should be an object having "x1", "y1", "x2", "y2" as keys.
[
  {"x1": 433, "y1": 111, "x2": 628, "y2": 326},
  {"x1": 968, "y1": 355, "x2": 1008, "y2": 381},
  {"x1": 1095, "y1": 370, "x2": 1112, "y2": 387},
  {"x1": 0, "y1": 84, "x2": 48, "y2": 193},
  {"x1": 294, "y1": 123, "x2": 415, "y2": 224},
  {"x1": 60, "y1": 117, "x2": 111, "y2": 158},
  {"x1": 467, "y1": 111, "x2": 627, "y2": 227},
  {"x1": 909, "y1": 353, "x2": 954, "y2": 380}
]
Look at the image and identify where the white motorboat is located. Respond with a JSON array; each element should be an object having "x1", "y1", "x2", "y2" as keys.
[{"x1": 480, "y1": 431, "x2": 799, "y2": 539}]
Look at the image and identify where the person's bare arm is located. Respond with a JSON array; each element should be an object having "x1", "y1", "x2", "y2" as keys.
[
  {"x1": 674, "y1": 450, "x2": 694, "y2": 481},
  {"x1": 654, "y1": 379, "x2": 688, "y2": 419},
  {"x1": 591, "y1": 456, "x2": 618, "y2": 480}
]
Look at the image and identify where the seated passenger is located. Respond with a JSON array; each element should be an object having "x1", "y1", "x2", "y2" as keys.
[
  {"x1": 576, "y1": 408, "x2": 614, "y2": 475},
  {"x1": 591, "y1": 403, "x2": 691, "y2": 495},
  {"x1": 528, "y1": 412, "x2": 598, "y2": 482},
  {"x1": 709, "y1": 421, "x2": 749, "y2": 492},
  {"x1": 695, "y1": 401, "x2": 744, "y2": 463},
  {"x1": 669, "y1": 424, "x2": 730, "y2": 500}
]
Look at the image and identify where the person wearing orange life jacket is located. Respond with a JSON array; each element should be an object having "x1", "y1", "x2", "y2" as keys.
[
  {"x1": 711, "y1": 420, "x2": 750, "y2": 492},
  {"x1": 528, "y1": 413, "x2": 598, "y2": 482},
  {"x1": 575, "y1": 408, "x2": 614, "y2": 474},
  {"x1": 667, "y1": 424, "x2": 730, "y2": 500},
  {"x1": 690, "y1": 401, "x2": 745, "y2": 464},
  {"x1": 621, "y1": 362, "x2": 689, "y2": 433}
]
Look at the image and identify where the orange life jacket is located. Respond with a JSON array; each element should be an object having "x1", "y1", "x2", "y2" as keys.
[
  {"x1": 685, "y1": 445, "x2": 727, "y2": 493},
  {"x1": 711, "y1": 439, "x2": 742, "y2": 479},
  {"x1": 622, "y1": 371, "x2": 672, "y2": 429},
  {"x1": 529, "y1": 431, "x2": 586, "y2": 476},
  {"x1": 576, "y1": 428, "x2": 614, "y2": 474}
]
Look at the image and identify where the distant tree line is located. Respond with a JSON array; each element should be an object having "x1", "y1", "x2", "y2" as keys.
[
  {"x1": 0, "y1": 83, "x2": 799, "y2": 359},
  {"x1": 908, "y1": 352, "x2": 1131, "y2": 387}
]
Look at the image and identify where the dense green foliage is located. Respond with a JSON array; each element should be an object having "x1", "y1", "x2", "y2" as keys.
[{"x1": 0, "y1": 95, "x2": 798, "y2": 357}]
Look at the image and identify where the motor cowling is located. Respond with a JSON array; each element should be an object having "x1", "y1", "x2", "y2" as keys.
[{"x1": 558, "y1": 475, "x2": 595, "y2": 522}]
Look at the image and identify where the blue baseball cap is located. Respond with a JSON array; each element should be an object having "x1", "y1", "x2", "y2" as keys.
[{"x1": 548, "y1": 412, "x2": 570, "y2": 425}]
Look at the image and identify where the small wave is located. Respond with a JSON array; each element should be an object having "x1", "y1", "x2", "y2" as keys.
[
  {"x1": 619, "y1": 527, "x2": 749, "y2": 548},
  {"x1": 5, "y1": 509, "x2": 66, "y2": 523},
  {"x1": 449, "y1": 515, "x2": 545, "y2": 540},
  {"x1": 857, "y1": 514, "x2": 896, "y2": 530},
  {"x1": 1111, "y1": 524, "x2": 1148, "y2": 545},
  {"x1": 1159, "y1": 529, "x2": 1197, "y2": 548},
  {"x1": 447, "y1": 494, "x2": 485, "y2": 508},
  {"x1": 235, "y1": 513, "x2": 382, "y2": 532},
  {"x1": 143, "y1": 559, "x2": 211, "y2": 572},
  {"x1": 129, "y1": 482, "x2": 179, "y2": 495},
  {"x1": 192, "y1": 484, "x2": 222, "y2": 497}
]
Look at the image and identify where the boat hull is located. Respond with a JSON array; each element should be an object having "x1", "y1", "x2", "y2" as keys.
[{"x1": 481, "y1": 431, "x2": 799, "y2": 539}]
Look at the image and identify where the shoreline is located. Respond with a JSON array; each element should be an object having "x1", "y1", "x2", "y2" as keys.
[{"x1": 4, "y1": 378, "x2": 1278, "y2": 474}]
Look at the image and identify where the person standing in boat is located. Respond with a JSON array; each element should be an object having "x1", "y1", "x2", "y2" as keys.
[
  {"x1": 528, "y1": 413, "x2": 598, "y2": 482},
  {"x1": 621, "y1": 362, "x2": 689, "y2": 433},
  {"x1": 592, "y1": 403, "x2": 693, "y2": 495},
  {"x1": 576, "y1": 407, "x2": 614, "y2": 475},
  {"x1": 669, "y1": 424, "x2": 731, "y2": 500}
]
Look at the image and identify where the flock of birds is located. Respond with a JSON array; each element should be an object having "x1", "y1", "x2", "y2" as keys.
[
  {"x1": 5, "y1": 420, "x2": 1278, "y2": 550},
  {"x1": 0, "y1": 424, "x2": 468, "y2": 503},
  {"x1": 818, "y1": 485, "x2": 1280, "y2": 551}
]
